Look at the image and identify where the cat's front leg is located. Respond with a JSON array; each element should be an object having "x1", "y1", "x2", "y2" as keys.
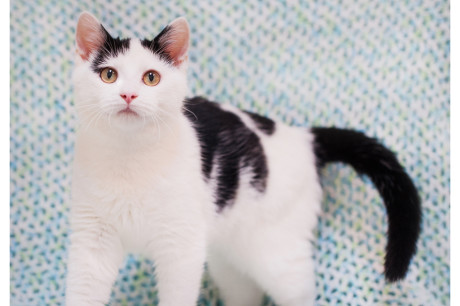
[
  {"x1": 65, "y1": 206, "x2": 124, "y2": 306},
  {"x1": 148, "y1": 214, "x2": 207, "y2": 306}
]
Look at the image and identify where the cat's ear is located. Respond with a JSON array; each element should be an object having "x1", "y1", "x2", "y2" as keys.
[
  {"x1": 155, "y1": 17, "x2": 190, "y2": 67},
  {"x1": 76, "y1": 12, "x2": 106, "y2": 61}
]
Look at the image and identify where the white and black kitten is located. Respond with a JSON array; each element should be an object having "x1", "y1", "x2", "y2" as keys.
[{"x1": 66, "y1": 12, "x2": 421, "y2": 306}]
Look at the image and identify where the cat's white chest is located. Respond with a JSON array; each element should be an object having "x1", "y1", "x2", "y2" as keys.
[{"x1": 71, "y1": 127, "x2": 209, "y2": 254}]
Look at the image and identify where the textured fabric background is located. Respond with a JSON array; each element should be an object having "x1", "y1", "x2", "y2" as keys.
[{"x1": 10, "y1": 0, "x2": 450, "y2": 305}]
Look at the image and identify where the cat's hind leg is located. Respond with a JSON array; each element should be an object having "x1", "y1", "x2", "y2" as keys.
[
  {"x1": 244, "y1": 233, "x2": 316, "y2": 306},
  {"x1": 208, "y1": 253, "x2": 264, "y2": 306}
]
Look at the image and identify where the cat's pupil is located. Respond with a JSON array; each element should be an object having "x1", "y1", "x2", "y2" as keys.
[
  {"x1": 107, "y1": 70, "x2": 113, "y2": 79},
  {"x1": 148, "y1": 73, "x2": 154, "y2": 82}
]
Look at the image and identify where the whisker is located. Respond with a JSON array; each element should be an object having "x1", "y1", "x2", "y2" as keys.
[
  {"x1": 155, "y1": 112, "x2": 176, "y2": 138},
  {"x1": 82, "y1": 111, "x2": 99, "y2": 132},
  {"x1": 142, "y1": 110, "x2": 146, "y2": 129},
  {"x1": 182, "y1": 105, "x2": 198, "y2": 121},
  {"x1": 108, "y1": 109, "x2": 114, "y2": 129},
  {"x1": 151, "y1": 113, "x2": 161, "y2": 142}
]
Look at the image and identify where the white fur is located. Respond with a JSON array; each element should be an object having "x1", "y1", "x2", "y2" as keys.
[{"x1": 66, "y1": 35, "x2": 322, "y2": 306}]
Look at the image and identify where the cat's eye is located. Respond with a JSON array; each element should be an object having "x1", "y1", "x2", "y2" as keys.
[
  {"x1": 143, "y1": 70, "x2": 161, "y2": 86},
  {"x1": 100, "y1": 67, "x2": 118, "y2": 83}
]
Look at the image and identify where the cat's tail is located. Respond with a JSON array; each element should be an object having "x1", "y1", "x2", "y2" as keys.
[{"x1": 310, "y1": 127, "x2": 421, "y2": 282}]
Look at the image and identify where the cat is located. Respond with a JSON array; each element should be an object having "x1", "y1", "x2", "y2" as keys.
[{"x1": 65, "y1": 11, "x2": 421, "y2": 306}]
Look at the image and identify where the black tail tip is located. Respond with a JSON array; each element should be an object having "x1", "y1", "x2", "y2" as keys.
[
  {"x1": 384, "y1": 251, "x2": 414, "y2": 282},
  {"x1": 384, "y1": 267, "x2": 409, "y2": 283}
]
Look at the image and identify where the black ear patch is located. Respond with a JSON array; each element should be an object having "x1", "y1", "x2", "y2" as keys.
[
  {"x1": 184, "y1": 97, "x2": 269, "y2": 210},
  {"x1": 91, "y1": 26, "x2": 130, "y2": 73},
  {"x1": 141, "y1": 25, "x2": 174, "y2": 64}
]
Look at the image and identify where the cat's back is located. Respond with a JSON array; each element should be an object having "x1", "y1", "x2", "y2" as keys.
[{"x1": 183, "y1": 97, "x2": 322, "y2": 215}]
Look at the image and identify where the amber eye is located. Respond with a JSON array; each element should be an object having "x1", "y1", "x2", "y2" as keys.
[
  {"x1": 100, "y1": 67, "x2": 118, "y2": 83},
  {"x1": 143, "y1": 70, "x2": 161, "y2": 86}
]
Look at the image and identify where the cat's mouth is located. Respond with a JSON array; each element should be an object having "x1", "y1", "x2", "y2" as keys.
[{"x1": 118, "y1": 108, "x2": 139, "y2": 117}]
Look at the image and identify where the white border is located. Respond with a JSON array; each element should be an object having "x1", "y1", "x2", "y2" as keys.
[
  {"x1": 3, "y1": 1, "x2": 454, "y2": 305},
  {"x1": 451, "y1": 0, "x2": 456, "y2": 303},
  {"x1": 2, "y1": 0, "x2": 10, "y2": 304}
]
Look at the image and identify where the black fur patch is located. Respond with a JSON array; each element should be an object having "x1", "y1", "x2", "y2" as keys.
[
  {"x1": 244, "y1": 111, "x2": 276, "y2": 135},
  {"x1": 311, "y1": 127, "x2": 421, "y2": 282},
  {"x1": 141, "y1": 25, "x2": 174, "y2": 64},
  {"x1": 91, "y1": 26, "x2": 130, "y2": 73},
  {"x1": 183, "y1": 97, "x2": 269, "y2": 210}
]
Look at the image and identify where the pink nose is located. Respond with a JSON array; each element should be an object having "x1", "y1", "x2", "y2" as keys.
[{"x1": 120, "y1": 93, "x2": 138, "y2": 104}]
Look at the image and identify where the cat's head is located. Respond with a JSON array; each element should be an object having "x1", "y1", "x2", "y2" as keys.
[{"x1": 74, "y1": 12, "x2": 189, "y2": 133}]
